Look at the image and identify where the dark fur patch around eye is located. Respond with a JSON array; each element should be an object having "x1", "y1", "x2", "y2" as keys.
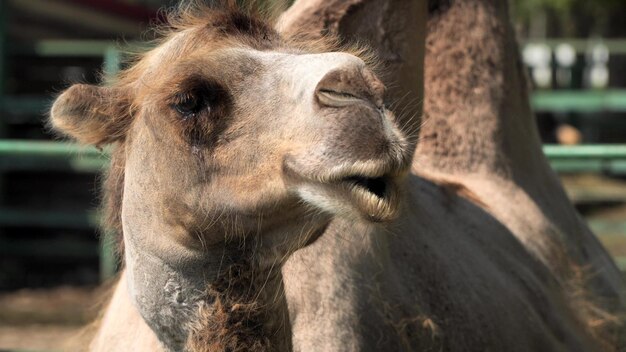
[
  {"x1": 169, "y1": 76, "x2": 232, "y2": 147},
  {"x1": 428, "y1": 0, "x2": 453, "y2": 14},
  {"x1": 171, "y1": 76, "x2": 227, "y2": 115}
]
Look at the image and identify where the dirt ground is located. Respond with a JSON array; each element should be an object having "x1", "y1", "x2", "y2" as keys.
[
  {"x1": 560, "y1": 175, "x2": 626, "y2": 266},
  {"x1": 0, "y1": 325, "x2": 83, "y2": 351},
  {"x1": 0, "y1": 286, "x2": 103, "y2": 351}
]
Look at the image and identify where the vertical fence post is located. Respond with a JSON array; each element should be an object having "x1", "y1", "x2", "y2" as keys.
[
  {"x1": 0, "y1": 0, "x2": 6, "y2": 120},
  {"x1": 99, "y1": 46, "x2": 121, "y2": 281},
  {"x1": 99, "y1": 230, "x2": 118, "y2": 281},
  {"x1": 104, "y1": 45, "x2": 121, "y2": 80},
  {"x1": 0, "y1": 1, "x2": 9, "y2": 233}
]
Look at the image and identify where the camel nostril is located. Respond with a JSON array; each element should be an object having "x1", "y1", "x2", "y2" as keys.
[
  {"x1": 314, "y1": 66, "x2": 384, "y2": 109},
  {"x1": 316, "y1": 89, "x2": 364, "y2": 107}
]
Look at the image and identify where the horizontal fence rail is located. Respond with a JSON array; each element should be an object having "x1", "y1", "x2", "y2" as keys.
[
  {"x1": 543, "y1": 144, "x2": 626, "y2": 174},
  {"x1": 0, "y1": 140, "x2": 625, "y2": 272},
  {"x1": 2, "y1": 141, "x2": 624, "y2": 173},
  {"x1": 0, "y1": 140, "x2": 108, "y2": 172},
  {"x1": 532, "y1": 90, "x2": 626, "y2": 113}
]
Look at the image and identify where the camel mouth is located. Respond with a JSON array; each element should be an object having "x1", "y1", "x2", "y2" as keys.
[
  {"x1": 340, "y1": 175, "x2": 388, "y2": 199},
  {"x1": 293, "y1": 170, "x2": 402, "y2": 223},
  {"x1": 330, "y1": 173, "x2": 401, "y2": 222},
  {"x1": 283, "y1": 155, "x2": 407, "y2": 223}
]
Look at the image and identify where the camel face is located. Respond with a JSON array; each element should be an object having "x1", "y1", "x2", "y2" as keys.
[
  {"x1": 52, "y1": 10, "x2": 411, "y2": 250},
  {"x1": 122, "y1": 46, "x2": 410, "y2": 245}
]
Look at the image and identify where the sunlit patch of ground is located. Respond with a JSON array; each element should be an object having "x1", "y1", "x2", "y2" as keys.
[
  {"x1": 561, "y1": 174, "x2": 626, "y2": 269},
  {"x1": 0, "y1": 286, "x2": 103, "y2": 351},
  {"x1": 0, "y1": 325, "x2": 82, "y2": 351}
]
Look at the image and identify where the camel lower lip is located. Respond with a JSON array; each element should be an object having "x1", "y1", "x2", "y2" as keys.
[{"x1": 334, "y1": 175, "x2": 399, "y2": 222}]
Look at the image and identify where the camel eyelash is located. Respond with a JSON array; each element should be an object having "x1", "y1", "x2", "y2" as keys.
[
  {"x1": 171, "y1": 92, "x2": 207, "y2": 119},
  {"x1": 169, "y1": 77, "x2": 228, "y2": 119}
]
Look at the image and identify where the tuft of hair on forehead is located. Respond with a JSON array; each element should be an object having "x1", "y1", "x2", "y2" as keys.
[
  {"x1": 109, "y1": 0, "x2": 289, "y2": 86},
  {"x1": 158, "y1": 0, "x2": 378, "y2": 64},
  {"x1": 163, "y1": 0, "x2": 288, "y2": 34},
  {"x1": 111, "y1": 0, "x2": 380, "y2": 87}
]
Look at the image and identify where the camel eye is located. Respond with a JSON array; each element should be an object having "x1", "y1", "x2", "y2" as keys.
[
  {"x1": 170, "y1": 77, "x2": 227, "y2": 122},
  {"x1": 172, "y1": 93, "x2": 208, "y2": 119}
]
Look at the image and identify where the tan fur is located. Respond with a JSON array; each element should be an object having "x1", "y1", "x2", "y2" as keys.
[
  {"x1": 49, "y1": 85, "x2": 133, "y2": 146},
  {"x1": 88, "y1": 272, "x2": 162, "y2": 352},
  {"x1": 428, "y1": 177, "x2": 489, "y2": 210}
]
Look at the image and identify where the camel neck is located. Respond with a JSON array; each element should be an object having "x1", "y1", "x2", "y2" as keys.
[{"x1": 121, "y1": 218, "x2": 290, "y2": 351}]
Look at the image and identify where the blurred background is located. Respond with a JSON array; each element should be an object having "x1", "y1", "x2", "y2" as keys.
[{"x1": 0, "y1": 0, "x2": 625, "y2": 350}]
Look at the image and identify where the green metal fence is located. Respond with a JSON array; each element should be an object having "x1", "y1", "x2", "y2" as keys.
[
  {"x1": 0, "y1": 141, "x2": 113, "y2": 279},
  {"x1": 544, "y1": 145, "x2": 626, "y2": 174}
]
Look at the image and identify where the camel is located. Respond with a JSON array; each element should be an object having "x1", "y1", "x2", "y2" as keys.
[
  {"x1": 278, "y1": 0, "x2": 625, "y2": 350},
  {"x1": 49, "y1": 1, "x2": 623, "y2": 351}
]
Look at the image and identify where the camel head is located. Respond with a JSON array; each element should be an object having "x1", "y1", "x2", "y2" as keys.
[{"x1": 49, "y1": 3, "x2": 411, "y2": 351}]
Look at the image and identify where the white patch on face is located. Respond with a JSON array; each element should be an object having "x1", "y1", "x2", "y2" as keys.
[
  {"x1": 296, "y1": 183, "x2": 359, "y2": 220},
  {"x1": 225, "y1": 47, "x2": 367, "y2": 113}
]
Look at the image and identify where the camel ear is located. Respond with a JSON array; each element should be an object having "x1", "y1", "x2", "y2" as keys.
[{"x1": 49, "y1": 84, "x2": 131, "y2": 146}]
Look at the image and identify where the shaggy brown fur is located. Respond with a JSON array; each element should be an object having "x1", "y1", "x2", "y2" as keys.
[
  {"x1": 430, "y1": 177, "x2": 489, "y2": 210},
  {"x1": 429, "y1": 178, "x2": 611, "y2": 346},
  {"x1": 419, "y1": 0, "x2": 515, "y2": 174},
  {"x1": 186, "y1": 247, "x2": 271, "y2": 352}
]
